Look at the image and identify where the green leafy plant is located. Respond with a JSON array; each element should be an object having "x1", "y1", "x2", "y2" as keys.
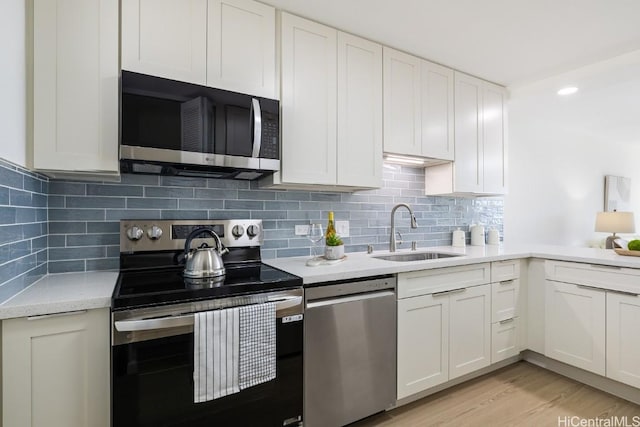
[
  {"x1": 325, "y1": 233, "x2": 343, "y2": 246},
  {"x1": 628, "y1": 239, "x2": 640, "y2": 251}
]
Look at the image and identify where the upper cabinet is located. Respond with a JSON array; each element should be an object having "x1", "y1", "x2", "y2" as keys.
[
  {"x1": 424, "y1": 72, "x2": 507, "y2": 196},
  {"x1": 122, "y1": 0, "x2": 277, "y2": 98},
  {"x1": 29, "y1": 0, "x2": 119, "y2": 176},
  {"x1": 383, "y1": 47, "x2": 454, "y2": 161},
  {"x1": 207, "y1": 0, "x2": 277, "y2": 98},
  {"x1": 262, "y1": 13, "x2": 383, "y2": 191}
]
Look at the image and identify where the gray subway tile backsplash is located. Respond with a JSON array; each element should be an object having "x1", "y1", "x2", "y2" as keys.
[
  {"x1": 0, "y1": 157, "x2": 503, "y2": 302},
  {"x1": 0, "y1": 159, "x2": 48, "y2": 302}
]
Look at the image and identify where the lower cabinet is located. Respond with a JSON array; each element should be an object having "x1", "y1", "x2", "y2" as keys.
[
  {"x1": 544, "y1": 280, "x2": 606, "y2": 375},
  {"x1": 397, "y1": 283, "x2": 491, "y2": 399},
  {"x1": 606, "y1": 291, "x2": 640, "y2": 388},
  {"x1": 2, "y1": 308, "x2": 110, "y2": 427}
]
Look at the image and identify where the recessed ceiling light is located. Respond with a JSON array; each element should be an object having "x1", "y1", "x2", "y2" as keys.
[{"x1": 557, "y1": 86, "x2": 579, "y2": 96}]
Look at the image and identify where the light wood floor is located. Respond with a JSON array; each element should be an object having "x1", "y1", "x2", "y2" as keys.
[{"x1": 353, "y1": 361, "x2": 640, "y2": 427}]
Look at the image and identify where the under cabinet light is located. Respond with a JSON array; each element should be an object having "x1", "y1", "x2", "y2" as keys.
[
  {"x1": 557, "y1": 86, "x2": 579, "y2": 96},
  {"x1": 383, "y1": 155, "x2": 426, "y2": 166}
]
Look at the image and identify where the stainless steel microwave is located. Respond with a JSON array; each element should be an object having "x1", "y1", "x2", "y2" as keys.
[{"x1": 120, "y1": 71, "x2": 280, "y2": 180}]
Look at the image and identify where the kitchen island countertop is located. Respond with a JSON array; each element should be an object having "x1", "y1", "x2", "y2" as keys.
[{"x1": 264, "y1": 244, "x2": 640, "y2": 284}]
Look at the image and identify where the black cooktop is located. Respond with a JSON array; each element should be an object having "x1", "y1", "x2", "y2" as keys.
[{"x1": 112, "y1": 262, "x2": 302, "y2": 310}]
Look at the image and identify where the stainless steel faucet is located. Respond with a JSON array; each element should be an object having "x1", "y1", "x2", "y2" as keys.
[{"x1": 389, "y1": 203, "x2": 418, "y2": 252}]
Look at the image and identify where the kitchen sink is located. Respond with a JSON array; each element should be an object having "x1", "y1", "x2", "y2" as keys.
[{"x1": 373, "y1": 252, "x2": 462, "y2": 262}]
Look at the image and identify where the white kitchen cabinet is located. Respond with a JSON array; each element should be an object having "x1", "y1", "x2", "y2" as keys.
[
  {"x1": 336, "y1": 32, "x2": 383, "y2": 188},
  {"x1": 491, "y1": 279, "x2": 520, "y2": 322},
  {"x1": 2, "y1": 308, "x2": 110, "y2": 427},
  {"x1": 279, "y1": 13, "x2": 337, "y2": 185},
  {"x1": 424, "y1": 72, "x2": 507, "y2": 196},
  {"x1": 383, "y1": 48, "x2": 454, "y2": 161},
  {"x1": 449, "y1": 284, "x2": 491, "y2": 379},
  {"x1": 397, "y1": 294, "x2": 449, "y2": 399},
  {"x1": 122, "y1": 0, "x2": 207, "y2": 85},
  {"x1": 421, "y1": 60, "x2": 455, "y2": 160},
  {"x1": 397, "y1": 267, "x2": 491, "y2": 398},
  {"x1": 545, "y1": 280, "x2": 606, "y2": 376},
  {"x1": 383, "y1": 47, "x2": 422, "y2": 157},
  {"x1": 606, "y1": 291, "x2": 640, "y2": 388},
  {"x1": 207, "y1": 0, "x2": 276, "y2": 98},
  {"x1": 264, "y1": 13, "x2": 382, "y2": 190},
  {"x1": 30, "y1": 0, "x2": 119, "y2": 175},
  {"x1": 492, "y1": 318, "x2": 520, "y2": 363}
]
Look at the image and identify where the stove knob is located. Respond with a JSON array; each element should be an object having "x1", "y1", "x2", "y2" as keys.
[
  {"x1": 232, "y1": 225, "x2": 245, "y2": 239},
  {"x1": 247, "y1": 225, "x2": 260, "y2": 238},
  {"x1": 146, "y1": 225, "x2": 163, "y2": 240},
  {"x1": 126, "y1": 226, "x2": 143, "y2": 241}
]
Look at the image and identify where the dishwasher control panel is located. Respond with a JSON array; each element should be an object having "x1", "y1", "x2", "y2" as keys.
[{"x1": 305, "y1": 275, "x2": 396, "y2": 302}]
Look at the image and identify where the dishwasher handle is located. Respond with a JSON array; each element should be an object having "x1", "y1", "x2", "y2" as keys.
[{"x1": 306, "y1": 290, "x2": 395, "y2": 309}]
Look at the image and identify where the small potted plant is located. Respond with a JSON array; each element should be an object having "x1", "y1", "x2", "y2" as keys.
[{"x1": 325, "y1": 233, "x2": 344, "y2": 260}]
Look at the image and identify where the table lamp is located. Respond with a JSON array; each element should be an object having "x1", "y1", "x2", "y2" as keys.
[{"x1": 595, "y1": 211, "x2": 636, "y2": 249}]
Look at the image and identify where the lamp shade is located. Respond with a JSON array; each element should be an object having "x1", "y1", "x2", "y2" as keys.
[{"x1": 595, "y1": 211, "x2": 636, "y2": 233}]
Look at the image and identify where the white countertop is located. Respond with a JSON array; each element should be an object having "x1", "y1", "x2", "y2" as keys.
[
  {"x1": 0, "y1": 271, "x2": 119, "y2": 320},
  {"x1": 264, "y1": 244, "x2": 640, "y2": 284}
]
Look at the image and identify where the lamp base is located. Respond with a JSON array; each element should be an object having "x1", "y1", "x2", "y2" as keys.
[{"x1": 605, "y1": 234, "x2": 618, "y2": 249}]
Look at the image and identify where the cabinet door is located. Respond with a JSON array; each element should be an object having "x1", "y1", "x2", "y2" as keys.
[
  {"x1": 32, "y1": 0, "x2": 118, "y2": 173},
  {"x1": 545, "y1": 280, "x2": 606, "y2": 375},
  {"x1": 280, "y1": 13, "x2": 337, "y2": 185},
  {"x1": 449, "y1": 284, "x2": 491, "y2": 379},
  {"x1": 383, "y1": 47, "x2": 422, "y2": 157},
  {"x1": 421, "y1": 60, "x2": 454, "y2": 160},
  {"x1": 122, "y1": 0, "x2": 207, "y2": 84},
  {"x1": 336, "y1": 32, "x2": 382, "y2": 188},
  {"x1": 482, "y1": 82, "x2": 507, "y2": 194},
  {"x1": 207, "y1": 0, "x2": 276, "y2": 98},
  {"x1": 2, "y1": 309, "x2": 110, "y2": 427},
  {"x1": 397, "y1": 294, "x2": 449, "y2": 399},
  {"x1": 453, "y1": 72, "x2": 483, "y2": 193},
  {"x1": 607, "y1": 291, "x2": 640, "y2": 388}
]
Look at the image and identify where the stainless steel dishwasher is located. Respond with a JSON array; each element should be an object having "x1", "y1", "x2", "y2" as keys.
[{"x1": 304, "y1": 275, "x2": 396, "y2": 427}]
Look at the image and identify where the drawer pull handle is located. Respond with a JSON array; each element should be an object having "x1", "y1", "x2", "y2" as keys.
[
  {"x1": 500, "y1": 280, "x2": 514, "y2": 286},
  {"x1": 432, "y1": 288, "x2": 466, "y2": 297},
  {"x1": 589, "y1": 263, "x2": 621, "y2": 270},
  {"x1": 499, "y1": 318, "x2": 515, "y2": 324},
  {"x1": 607, "y1": 289, "x2": 640, "y2": 297},
  {"x1": 27, "y1": 310, "x2": 87, "y2": 320},
  {"x1": 577, "y1": 284, "x2": 606, "y2": 292}
]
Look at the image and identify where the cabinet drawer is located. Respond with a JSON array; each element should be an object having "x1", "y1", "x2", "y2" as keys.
[
  {"x1": 491, "y1": 279, "x2": 520, "y2": 322},
  {"x1": 398, "y1": 263, "x2": 490, "y2": 299},
  {"x1": 491, "y1": 259, "x2": 520, "y2": 282},
  {"x1": 545, "y1": 260, "x2": 640, "y2": 292},
  {"x1": 491, "y1": 317, "x2": 520, "y2": 363}
]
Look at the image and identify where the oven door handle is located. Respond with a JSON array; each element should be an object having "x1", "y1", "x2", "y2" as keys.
[{"x1": 115, "y1": 296, "x2": 303, "y2": 332}]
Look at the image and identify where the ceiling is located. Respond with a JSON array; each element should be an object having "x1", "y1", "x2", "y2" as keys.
[{"x1": 262, "y1": 0, "x2": 640, "y2": 87}]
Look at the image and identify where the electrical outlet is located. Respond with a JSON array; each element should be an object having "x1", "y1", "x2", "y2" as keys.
[
  {"x1": 295, "y1": 224, "x2": 310, "y2": 236},
  {"x1": 335, "y1": 220, "x2": 349, "y2": 237}
]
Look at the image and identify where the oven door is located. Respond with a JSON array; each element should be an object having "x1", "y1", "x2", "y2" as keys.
[{"x1": 111, "y1": 290, "x2": 303, "y2": 427}]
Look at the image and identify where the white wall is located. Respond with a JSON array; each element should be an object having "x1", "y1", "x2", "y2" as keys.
[
  {"x1": 0, "y1": 0, "x2": 27, "y2": 167},
  {"x1": 505, "y1": 51, "x2": 640, "y2": 247}
]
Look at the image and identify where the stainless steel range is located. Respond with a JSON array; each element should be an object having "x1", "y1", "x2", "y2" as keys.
[{"x1": 111, "y1": 219, "x2": 303, "y2": 427}]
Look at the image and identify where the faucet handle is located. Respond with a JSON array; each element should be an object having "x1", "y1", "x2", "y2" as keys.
[{"x1": 395, "y1": 231, "x2": 403, "y2": 246}]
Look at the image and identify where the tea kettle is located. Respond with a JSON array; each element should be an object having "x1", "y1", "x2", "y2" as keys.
[{"x1": 183, "y1": 228, "x2": 228, "y2": 279}]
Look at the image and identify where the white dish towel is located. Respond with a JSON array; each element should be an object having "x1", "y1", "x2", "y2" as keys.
[
  {"x1": 194, "y1": 307, "x2": 240, "y2": 403},
  {"x1": 193, "y1": 302, "x2": 276, "y2": 403}
]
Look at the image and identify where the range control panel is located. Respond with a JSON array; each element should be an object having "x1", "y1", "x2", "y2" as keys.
[{"x1": 120, "y1": 219, "x2": 263, "y2": 253}]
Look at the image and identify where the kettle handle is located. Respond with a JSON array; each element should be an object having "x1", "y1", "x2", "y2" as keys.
[{"x1": 183, "y1": 228, "x2": 226, "y2": 259}]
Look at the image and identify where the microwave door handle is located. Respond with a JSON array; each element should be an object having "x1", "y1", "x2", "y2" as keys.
[{"x1": 251, "y1": 98, "x2": 262, "y2": 158}]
